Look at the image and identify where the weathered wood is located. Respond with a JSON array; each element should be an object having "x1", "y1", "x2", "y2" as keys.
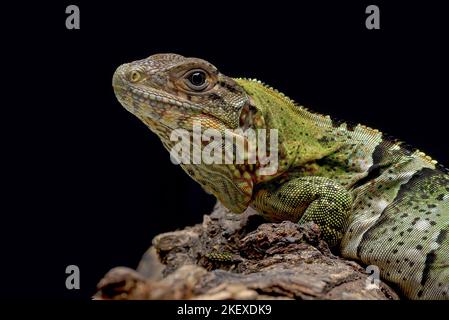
[{"x1": 95, "y1": 202, "x2": 399, "y2": 300}]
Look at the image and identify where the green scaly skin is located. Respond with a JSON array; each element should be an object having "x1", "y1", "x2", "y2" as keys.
[{"x1": 112, "y1": 53, "x2": 449, "y2": 299}]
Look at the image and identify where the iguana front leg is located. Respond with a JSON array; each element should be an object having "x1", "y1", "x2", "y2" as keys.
[{"x1": 252, "y1": 176, "x2": 352, "y2": 247}]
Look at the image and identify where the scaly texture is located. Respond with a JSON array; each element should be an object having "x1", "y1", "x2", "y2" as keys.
[{"x1": 112, "y1": 53, "x2": 449, "y2": 299}]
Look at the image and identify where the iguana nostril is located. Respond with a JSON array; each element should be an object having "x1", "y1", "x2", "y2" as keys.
[{"x1": 129, "y1": 70, "x2": 141, "y2": 83}]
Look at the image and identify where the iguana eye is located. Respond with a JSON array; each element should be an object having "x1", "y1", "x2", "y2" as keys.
[{"x1": 186, "y1": 70, "x2": 208, "y2": 90}]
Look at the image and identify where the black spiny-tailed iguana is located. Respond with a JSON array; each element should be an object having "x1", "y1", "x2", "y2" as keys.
[{"x1": 112, "y1": 53, "x2": 449, "y2": 299}]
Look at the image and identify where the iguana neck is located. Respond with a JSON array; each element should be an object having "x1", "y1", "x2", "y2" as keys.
[{"x1": 235, "y1": 78, "x2": 347, "y2": 169}]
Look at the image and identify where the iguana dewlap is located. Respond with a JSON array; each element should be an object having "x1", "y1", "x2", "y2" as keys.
[{"x1": 112, "y1": 53, "x2": 449, "y2": 300}]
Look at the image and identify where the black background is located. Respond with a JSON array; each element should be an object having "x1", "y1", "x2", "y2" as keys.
[{"x1": 1, "y1": 1, "x2": 448, "y2": 300}]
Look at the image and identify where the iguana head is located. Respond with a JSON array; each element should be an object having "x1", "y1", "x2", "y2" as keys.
[
  {"x1": 112, "y1": 53, "x2": 255, "y2": 213},
  {"x1": 112, "y1": 53, "x2": 248, "y2": 132}
]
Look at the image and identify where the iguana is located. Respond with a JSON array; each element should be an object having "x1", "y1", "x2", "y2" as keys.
[{"x1": 112, "y1": 53, "x2": 449, "y2": 299}]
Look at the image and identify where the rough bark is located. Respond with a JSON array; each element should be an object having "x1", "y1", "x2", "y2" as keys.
[{"x1": 95, "y1": 202, "x2": 399, "y2": 300}]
